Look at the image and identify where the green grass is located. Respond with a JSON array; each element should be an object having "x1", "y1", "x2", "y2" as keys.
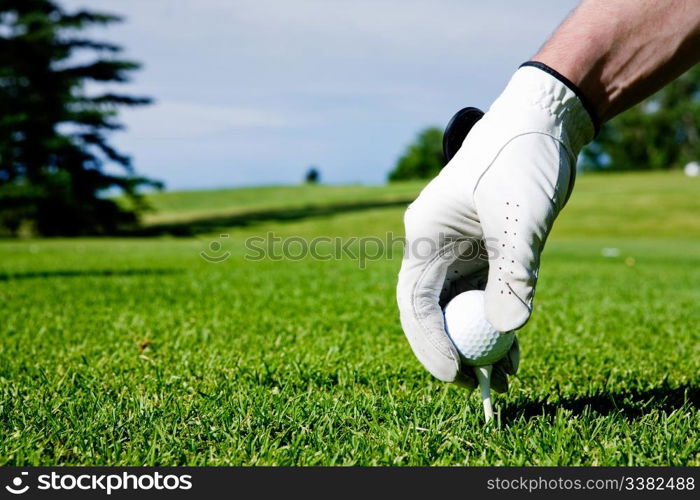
[
  {"x1": 137, "y1": 182, "x2": 425, "y2": 225},
  {"x1": 1, "y1": 171, "x2": 699, "y2": 465}
]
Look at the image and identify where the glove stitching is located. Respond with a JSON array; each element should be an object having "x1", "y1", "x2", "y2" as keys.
[
  {"x1": 471, "y1": 131, "x2": 575, "y2": 199},
  {"x1": 470, "y1": 131, "x2": 574, "y2": 319},
  {"x1": 505, "y1": 281, "x2": 530, "y2": 316}
]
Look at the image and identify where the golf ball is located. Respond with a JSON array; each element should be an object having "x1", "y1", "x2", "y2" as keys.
[{"x1": 443, "y1": 290, "x2": 514, "y2": 366}]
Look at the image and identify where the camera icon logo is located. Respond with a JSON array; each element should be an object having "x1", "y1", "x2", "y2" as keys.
[
  {"x1": 200, "y1": 234, "x2": 231, "y2": 263},
  {"x1": 5, "y1": 472, "x2": 29, "y2": 495}
]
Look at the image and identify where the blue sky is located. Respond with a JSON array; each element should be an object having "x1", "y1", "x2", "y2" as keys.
[{"x1": 62, "y1": 0, "x2": 579, "y2": 190}]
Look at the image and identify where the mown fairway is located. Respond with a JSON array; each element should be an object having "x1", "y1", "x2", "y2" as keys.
[{"x1": 1, "y1": 171, "x2": 699, "y2": 465}]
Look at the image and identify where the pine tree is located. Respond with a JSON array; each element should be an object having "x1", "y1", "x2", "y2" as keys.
[{"x1": 0, "y1": 0, "x2": 160, "y2": 235}]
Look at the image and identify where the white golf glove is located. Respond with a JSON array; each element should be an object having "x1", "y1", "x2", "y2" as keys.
[{"x1": 397, "y1": 63, "x2": 596, "y2": 389}]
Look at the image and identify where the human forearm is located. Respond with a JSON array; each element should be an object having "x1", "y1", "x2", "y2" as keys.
[{"x1": 533, "y1": 0, "x2": 700, "y2": 123}]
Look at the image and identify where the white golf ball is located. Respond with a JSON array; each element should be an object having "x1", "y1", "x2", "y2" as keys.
[{"x1": 443, "y1": 290, "x2": 514, "y2": 366}]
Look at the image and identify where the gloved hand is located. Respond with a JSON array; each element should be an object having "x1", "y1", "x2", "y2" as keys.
[{"x1": 397, "y1": 62, "x2": 596, "y2": 389}]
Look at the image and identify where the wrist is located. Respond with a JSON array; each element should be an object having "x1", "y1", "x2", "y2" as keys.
[
  {"x1": 532, "y1": 41, "x2": 612, "y2": 120},
  {"x1": 489, "y1": 64, "x2": 596, "y2": 155},
  {"x1": 519, "y1": 61, "x2": 600, "y2": 135}
]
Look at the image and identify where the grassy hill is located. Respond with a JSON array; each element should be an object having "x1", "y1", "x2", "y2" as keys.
[
  {"x1": 137, "y1": 170, "x2": 700, "y2": 239},
  {"x1": 1, "y1": 170, "x2": 699, "y2": 465},
  {"x1": 139, "y1": 182, "x2": 425, "y2": 226}
]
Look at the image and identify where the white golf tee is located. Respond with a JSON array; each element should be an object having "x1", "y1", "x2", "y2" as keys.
[{"x1": 474, "y1": 365, "x2": 494, "y2": 423}]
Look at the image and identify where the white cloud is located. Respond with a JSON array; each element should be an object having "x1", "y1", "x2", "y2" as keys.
[{"x1": 122, "y1": 101, "x2": 287, "y2": 138}]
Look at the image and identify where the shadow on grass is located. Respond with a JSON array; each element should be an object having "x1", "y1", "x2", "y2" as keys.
[
  {"x1": 503, "y1": 383, "x2": 698, "y2": 421},
  {"x1": 0, "y1": 268, "x2": 182, "y2": 281},
  {"x1": 126, "y1": 199, "x2": 412, "y2": 236}
]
